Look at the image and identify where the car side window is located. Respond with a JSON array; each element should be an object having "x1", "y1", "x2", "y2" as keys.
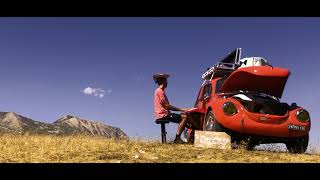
[
  {"x1": 194, "y1": 87, "x2": 204, "y2": 107},
  {"x1": 194, "y1": 83, "x2": 212, "y2": 107},
  {"x1": 215, "y1": 78, "x2": 226, "y2": 93},
  {"x1": 203, "y1": 84, "x2": 212, "y2": 100}
]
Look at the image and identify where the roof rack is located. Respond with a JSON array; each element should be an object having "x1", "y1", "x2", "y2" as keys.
[{"x1": 201, "y1": 48, "x2": 242, "y2": 85}]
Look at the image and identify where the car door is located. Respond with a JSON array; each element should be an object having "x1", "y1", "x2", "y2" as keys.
[
  {"x1": 202, "y1": 83, "x2": 212, "y2": 109},
  {"x1": 188, "y1": 84, "x2": 211, "y2": 129},
  {"x1": 194, "y1": 84, "x2": 211, "y2": 110},
  {"x1": 194, "y1": 86, "x2": 204, "y2": 109}
]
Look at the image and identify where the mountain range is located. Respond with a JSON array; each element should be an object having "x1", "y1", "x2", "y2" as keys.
[{"x1": 0, "y1": 112, "x2": 127, "y2": 139}]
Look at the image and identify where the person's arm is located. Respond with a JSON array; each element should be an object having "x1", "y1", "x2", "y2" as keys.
[
  {"x1": 163, "y1": 103, "x2": 181, "y2": 111},
  {"x1": 163, "y1": 103, "x2": 189, "y2": 112},
  {"x1": 158, "y1": 89, "x2": 189, "y2": 112}
]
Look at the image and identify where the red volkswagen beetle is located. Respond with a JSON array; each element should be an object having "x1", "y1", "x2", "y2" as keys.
[{"x1": 185, "y1": 48, "x2": 310, "y2": 153}]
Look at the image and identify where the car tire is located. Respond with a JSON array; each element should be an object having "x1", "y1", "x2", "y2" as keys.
[
  {"x1": 182, "y1": 128, "x2": 195, "y2": 143},
  {"x1": 245, "y1": 139, "x2": 256, "y2": 151},
  {"x1": 285, "y1": 135, "x2": 309, "y2": 154},
  {"x1": 203, "y1": 111, "x2": 224, "y2": 132}
]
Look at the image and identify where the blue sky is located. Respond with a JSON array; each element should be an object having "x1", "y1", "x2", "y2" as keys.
[{"x1": 0, "y1": 17, "x2": 319, "y2": 148}]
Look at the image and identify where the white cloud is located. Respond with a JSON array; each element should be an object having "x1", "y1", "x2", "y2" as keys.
[{"x1": 82, "y1": 87, "x2": 111, "y2": 98}]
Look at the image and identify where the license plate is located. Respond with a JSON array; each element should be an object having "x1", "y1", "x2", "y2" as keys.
[{"x1": 288, "y1": 124, "x2": 305, "y2": 131}]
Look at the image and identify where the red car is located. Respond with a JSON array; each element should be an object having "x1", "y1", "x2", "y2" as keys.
[{"x1": 185, "y1": 48, "x2": 310, "y2": 153}]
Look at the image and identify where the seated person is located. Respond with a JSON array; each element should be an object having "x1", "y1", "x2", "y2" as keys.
[{"x1": 153, "y1": 74, "x2": 191, "y2": 144}]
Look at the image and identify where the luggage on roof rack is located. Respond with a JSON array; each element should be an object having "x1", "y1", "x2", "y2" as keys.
[
  {"x1": 220, "y1": 48, "x2": 241, "y2": 64},
  {"x1": 202, "y1": 48, "x2": 242, "y2": 80}
]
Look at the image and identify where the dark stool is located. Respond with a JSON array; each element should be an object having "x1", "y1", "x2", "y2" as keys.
[{"x1": 155, "y1": 119, "x2": 170, "y2": 143}]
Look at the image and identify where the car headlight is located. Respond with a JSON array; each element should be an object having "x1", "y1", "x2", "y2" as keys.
[
  {"x1": 296, "y1": 109, "x2": 310, "y2": 122},
  {"x1": 222, "y1": 102, "x2": 238, "y2": 116}
]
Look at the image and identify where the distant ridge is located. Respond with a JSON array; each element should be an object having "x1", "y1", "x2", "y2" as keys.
[{"x1": 0, "y1": 112, "x2": 127, "y2": 139}]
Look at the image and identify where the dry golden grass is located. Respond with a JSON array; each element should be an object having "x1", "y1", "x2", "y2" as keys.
[{"x1": 0, "y1": 134, "x2": 319, "y2": 163}]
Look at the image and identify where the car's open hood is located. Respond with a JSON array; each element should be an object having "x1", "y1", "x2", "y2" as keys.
[{"x1": 219, "y1": 66, "x2": 290, "y2": 98}]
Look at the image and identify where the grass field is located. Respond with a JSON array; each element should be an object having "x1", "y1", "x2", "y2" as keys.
[{"x1": 0, "y1": 134, "x2": 319, "y2": 163}]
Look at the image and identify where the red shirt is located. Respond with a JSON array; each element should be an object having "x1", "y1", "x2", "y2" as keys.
[{"x1": 154, "y1": 87, "x2": 169, "y2": 119}]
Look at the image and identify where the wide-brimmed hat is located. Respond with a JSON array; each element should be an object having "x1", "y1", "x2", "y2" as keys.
[{"x1": 153, "y1": 73, "x2": 170, "y2": 81}]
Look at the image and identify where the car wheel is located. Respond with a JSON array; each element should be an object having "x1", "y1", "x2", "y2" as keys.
[
  {"x1": 182, "y1": 128, "x2": 189, "y2": 143},
  {"x1": 203, "y1": 111, "x2": 224, "y2": 132},
  {"x1": 285, "y1": 135, "x2": 309, "y2": 154},
  {"x1": 245, "y1": 140, "x2": 256, "y2": 151}
]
